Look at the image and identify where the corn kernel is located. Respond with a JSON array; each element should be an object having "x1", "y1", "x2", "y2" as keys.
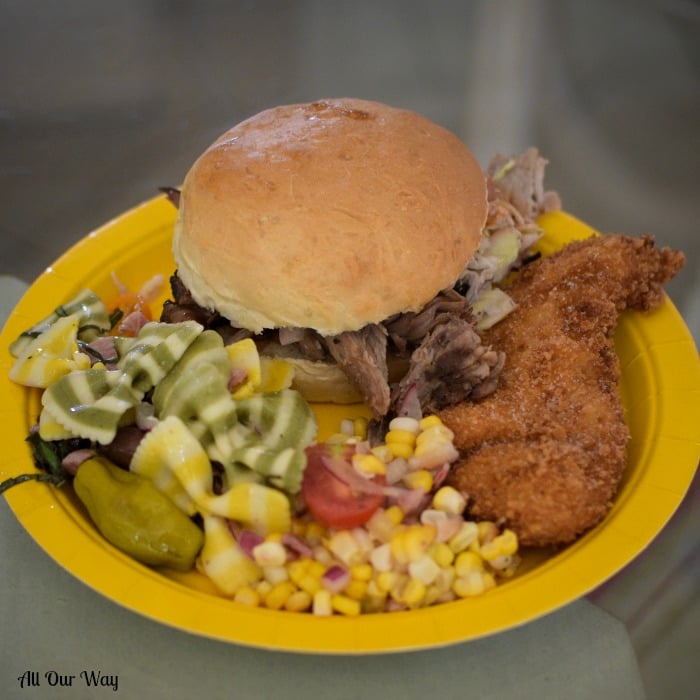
[
  {"x1": 454, "y1": 550, "x2": 485, "y2": 577},
  {"x1": 482, "y1": 572, "x2": 497, "y2": 591},
  {"x1": 388, "y1": 416, "x2": 420, "y2": 434},
  {"x1": 284, "y1": 590, "x2": 313, "y2": 612},
  {"x1": 365, "y1": 509, "x2": 395, "y2": 543},
  {"x1": 325, "y1": 432, "x2": 352, "y2": 445},
  {"x1": 313, "y1": 590, "x2": 333, "y2": 616},
  {"x1": 415, "y1": 430, "x2": 450, "y2": 450},
  {"x1": 352, "y1": 453, "x2": 386, "y2": 476},
  {"x1": 303, "y1": 575, "x2": 325, "y2": 595},
  {"x1": 351, "y1": 526, "x2": 374, "y2": 555},
  {"x1": 370, "y1": 542, "x2": 393, "y2": 572},
  {"x1": 288, "y1": 558, "x2": 325, "y2": 595},
  {"x1": 264, "y1": 580, "x2": 297, "y2": 610},
  {"x1": 425, "y1": 584, "x2": 443, "y2": 606},
  {"x1": 400, "y1": 578, "x2": 427, "y2": 606},
  {"x1": 255, "y1": 580, "x2": 272, "y2": 597},
  {"x1": 408, "y1": 555, "x2": 441, "y2": 585},
  {"x1": 233, "y1": 586, "x2": 261, "y2": 607},
  {"x1": 259, "y1": 357, "x2": 294, "y2": 393},
  {"x1": 226, "y1": 338, "x2": 262, "y2": 396},
  {"x1": 413, "y1": 437, "x2": 452, "y2": 456},
  {"x1": 331, "y1": 594, "x2": 361, "y2": 616},
  {"x1": 263, "y1": 565, "x2": 290, "y2": 586},
  {"x1": 448, "y1": 521, "x2": 479, "y2": 552},
  {"x1": 492, "y1": 555, "x2": 521, "y2": 577},
  {"x1": 453, "y1": 572, "x2": 488, "y2": 598},
  {"x1": 386, "y1": 428, "x2": 417, "y2": 447},
  {"x1": 365, "y1": 579, "x2": 387, "y2": 599},
  {"x1": 311, "y1": 545, "x2": 334, "y2": 565},
  {"x1": 371, "y1": 445, "x2": 394, "y2": 463},
  {"x1": 402, "y1": 469, "x2": 433, "y2": 493},
  {"x1": 391, "y1": 525, "x2": 436, "y2": 564},
  {"x1": 327, "y1": 530, "x2": 361, "y2": 566},
  {"x1": 376, "y1": 571, "x2": 400, "y2": 593},
  {"x1": 434, "y1": 567, "x2": 455, "y2": 593},
  {"x1": 305, "y1": 521, "x2": 326, "y2": 542},
  {"x1": 387, "y1": 441, "x2": 413, "y2": 460},
  {"x1": 364, "y1": 582, "x2": 388, "y2": 612},
  {"x1": 431, "y1": 542, "x2": 455, "y2": 568},
  {"x1": 480, "y1": 529, "x2": 518, "y2": 560},
  {"x1": 419, "y1": 415, "x2": 444, "y2": 430},
  {"x1": 344, "y1": 579, "x2": 368, "y2": 600},
  {"x1": 253, "y1": 540, "x2": 287, "y2": 567},
  {"x1": 287, "y1": 559, "x2": 308, "y2": 581},
  {"x1": 350, "y1": 563, "x2": 373, "y2": 582},
  {"x1": 385, "y1": 505, "x2": 404, "y2": 526},
  {"x1": 307, "y1": 559, "x2": 327, "y2": 580},
  {"x1": 432, "y1": 486, "x2": 467, "y2": 516},
  {"x1": 477, "y1": 521, "x2": 499, "y2": 544}
]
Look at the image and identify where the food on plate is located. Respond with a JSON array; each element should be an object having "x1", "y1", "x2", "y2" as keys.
[
  {"x1": 441, "y1": 234, "x2": 685, "y2": 546},
  {"x1": 161, "y1": 98, "x2": 559, "y2": 419},
  {"x1": 3, "y1": 96, "x2": 687, "y2": 617}
]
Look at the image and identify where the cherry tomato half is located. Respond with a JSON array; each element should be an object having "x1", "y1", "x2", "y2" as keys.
[{"x1": 301, "y1": 444, "x2": 385, "y2": 529}]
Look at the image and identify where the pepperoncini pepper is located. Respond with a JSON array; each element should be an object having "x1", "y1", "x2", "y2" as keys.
[{"x1": 73, "y1": 456, "x2": 203, "y2": 571}]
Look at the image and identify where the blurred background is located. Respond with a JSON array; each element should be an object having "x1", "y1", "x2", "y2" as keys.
[{"x1": 1, "y1": 0, "x2": 698, "y2": 696}]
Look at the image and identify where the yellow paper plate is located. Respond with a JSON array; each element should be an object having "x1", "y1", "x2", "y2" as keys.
[{"x1": 1, "y1": 198, "x2": 698, "y2": 654}]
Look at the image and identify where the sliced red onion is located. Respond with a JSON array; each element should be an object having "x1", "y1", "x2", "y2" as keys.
[
  {"x1": 99, "y1": 425, "x2": 146, "y2": 468},
  {"x1": 319, "y1": 450, "x2": 388, "y2": 497},
  {"x1": 278, "y1": 327, "x2": 306, "y2": 345},
  {"x1": 385, "y1": 457, "x2": 409, "y2": 485},
  {"x1": 118, "y1": 310, "x2": 150, "y2": 337},
  {"x1": 354, "y1": 440, "x2": 372, "y2": 455},
  {"x1": 395, "y1": 488, "x2": 430, "y2": 516},
  {"x1": 86, "y1": 335, "x2": 119, "y2": 368},
  {"x1": 137, "y1": 273, "x2": 166, "y2": 302},
  {"x1": 237, "y1": 529, "x2": 265, "y2": 560},
  {"x1": 321, "y1": 565, "x2": 351, "y2": 594},
  {"x1": 340, "y1": 419, "x2": 355, "y2": 437},
  {"x1": 420, "y1": 510, "x2": 463, "y2": 542},
  {"x1": 396, "y1": 383, "x2": 422, "y2": 420},
  {"x1": 319, "y1": 449, "x2": 425, "y2": 510},
  {"x1": 110, "y1": 271, "x2": 128, "y2": 296},
  {"x1": 386, "y1": 599, "x2": 408, "y2": 612},
  {"x1": 432, "y1": 462, "x2": 452, "y2": 489},
  {"x1": 61, "y1": 449, "x2": 95, "y2": 476},
  {"x1": 228, "y1": 368, "x2": 249, "y2": 392},
  {"x1": 282, "y1": 532, "x2": 314, "y2": 559}
]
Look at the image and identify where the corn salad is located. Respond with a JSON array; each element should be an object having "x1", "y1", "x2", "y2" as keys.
[{"x1": 220, "y1": 415, "x2": 520, "y2": 615}]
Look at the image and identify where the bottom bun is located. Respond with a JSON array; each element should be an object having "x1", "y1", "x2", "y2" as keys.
[
  {"x1": 282, "y1": 357, "x2": 363, "y2": 404},
  {"x1": 260, "y1": 342, "x2": 363, "y2": 404}
]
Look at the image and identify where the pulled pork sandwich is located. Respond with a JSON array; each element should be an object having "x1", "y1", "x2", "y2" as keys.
[{"x1": 161, "y1": 98, "x2": 559, "y2": 420}]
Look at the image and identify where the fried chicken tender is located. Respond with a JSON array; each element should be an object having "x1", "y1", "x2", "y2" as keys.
[{"x1": 441, "y1": 234, "x2": 685, "y2": 547}]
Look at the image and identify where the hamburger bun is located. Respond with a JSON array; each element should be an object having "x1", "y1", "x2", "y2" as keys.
[{"x1": 173, "y1": 98, "x2": 487, "y2": 337}]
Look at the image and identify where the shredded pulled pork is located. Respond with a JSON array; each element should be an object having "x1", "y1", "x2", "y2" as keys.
[
  {"x1": 324, "y1": 325, "x2": 390, "y2": 417},
  {"x1": 394, "y1": 316, "x2": 505, "y2": 414}
]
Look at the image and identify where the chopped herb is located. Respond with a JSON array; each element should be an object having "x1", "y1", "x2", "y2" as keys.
[
  {"x1": 0, "y1": 472, "x2": 64, "y2": 495},
  {"x1": 109, "y1": 308, "x2": 124, "y2": 329},
  {"x1": 0, "y1": 432, "x2": 90, "y2": 495}
]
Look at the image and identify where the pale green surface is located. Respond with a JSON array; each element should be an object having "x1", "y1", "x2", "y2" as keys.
[{"x1": 0, "y1": 276, "x2": 645, "y2": 700}]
